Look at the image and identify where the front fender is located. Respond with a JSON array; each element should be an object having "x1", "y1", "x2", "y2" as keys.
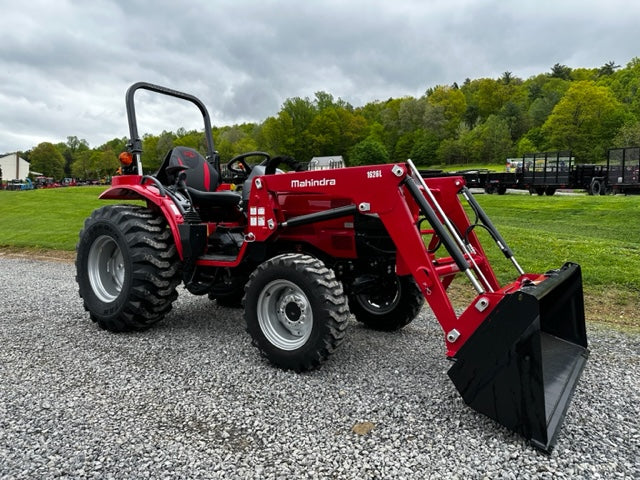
[{"x1": 100, "y1": 176, "x2": 186, "y2": 259}]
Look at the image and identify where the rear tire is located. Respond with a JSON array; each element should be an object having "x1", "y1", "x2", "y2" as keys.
[
  {"x1": 76, "y1": 205, "x2": 181, "y2": 332},
  {"x1": 348, "y1": 275, "x2": 424, "y2": 331},
  {"x1": 590, "y1": 179, "x2": 603, "y2": 196},
  {"x1": 244, "y1": 254, "x2": 349, "y2": 371}
]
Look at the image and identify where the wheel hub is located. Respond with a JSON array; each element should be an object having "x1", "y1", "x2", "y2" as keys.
[
  {"x1": 87, "y1": 235, "x2": 125, "y2": 303},
  {"x1": 257, "y1": 280, "x2": 313, "y2": 350},
  {"x1": 277, "y1": 293, "x2": 308, "y2": 336}
]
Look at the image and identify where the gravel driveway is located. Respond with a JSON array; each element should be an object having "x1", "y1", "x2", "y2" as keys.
[{"x1": 0, "y1": 256, "x2": 638, "y2": 479}]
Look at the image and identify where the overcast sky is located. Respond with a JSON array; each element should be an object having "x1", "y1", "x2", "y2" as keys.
[{"x1": 1, "y1": 0, "x2": 639, "y2": 153}]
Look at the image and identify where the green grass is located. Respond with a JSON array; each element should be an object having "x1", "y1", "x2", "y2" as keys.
[
  {"x1": 0, "y1": 187, "x2": 113, "y2": 250},
  {"x1": 471, "y1": 193, "x2": 640, "y2": 292},
  {"x1": 1, "y1": 187, "x2": 638, "y2": 287},
  {"x1": 427, "y1": 163, "x2": 505, "y2": 172}
]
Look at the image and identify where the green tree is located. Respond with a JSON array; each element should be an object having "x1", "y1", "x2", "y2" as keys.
[
  {"x1": 29, "y1": 142, "x2": 65, "y2": 179},
  {"x1": 612, "y1": 120, "x2": 640, "y2": 147},
  {"x1": 259, "y1": 113, "x2": 295, "y2": 155},
  {"x1": 214, "y1": 126, "x2": 258, "y2": 161},
  {"x1": 393, "y1": 132, "x2": 415, "y2": 162},
  {"x1": 423, "y1": 103, "x2": 448, "y2": 138},
  {"x1": 378, "y1": 98, "x2": 404, "y2": 157},
  {"x1": 305, "y1": 107, "x2": 367, "y2": 157},
  {"x1": 259, "y1": 96, "x2": 317, "y2": 160},
  {"x1": 55, "y1": 136, "x2": 89, "y2": 176},
  {"x1": 141, "y1": 133, "x2": 159, "y2": 171},
  {"x1": 304, "y1": 108, "x2": 343, "y2": 156},
  {"x1": 174, "y1": 129, "x2": 205, "y2": 152},
  {"x1": 501, "y1": 71, "x2": 514, "y2": 84},
  {"x1": 99, "y1": 137, "x2": 127, "y2": 155},
  {"x1": 313, "y1": 91, "x2": 350, "y2": 111},
  {"x1": 550, "y1": 63, "x2": 572, "y2": 80},
  {"x1": 542, "y1": 81, "x2": 628, "y2": 162},
  {"x1": 349, "y1": 138, "x2": 389, "y2": 166},
  {"x1": 606, "y1": 57, "x2": 640, "y2": 117},
  {"x1": 462, "y1": 78, "x2": 509, "y2": 121},
  {"x1": 475, "y1": 115, "x2": 513, "y2": 163},
  {"x1": 409, "y1": 131, "x2": 440, "y2": 166},
  {"x1": 499, "y1": 101, "x2": 528, "y2": 140},
  {"x1": 398, "y1": 97, "x2": 427, "y2": 133},
  {"x1": 436, "y1": 137, "x2": 467, "y2": 164},
  {"x1": 598, "y1": 61, "x2": 620, "y2": 77},
  {"x1": 462, "y1": 104, "x2": 479, "y2": 129},
  {"x1": 366, "y1": 122, "x2": 386, "y2": 144},
  {"x1": 71, "y1": 150, "x2": 93, "y2": 180},
  {"x1": 92, "y1": 150, "x2": 118, "y2": 179},
  {"x1": 516, "y1": 136, "x2": 537, "y2": 156},
  {"x1": 427, "y1": 85, "x2": 466, "y2": 135}
]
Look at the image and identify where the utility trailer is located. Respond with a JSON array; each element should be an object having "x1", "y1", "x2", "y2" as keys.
[
  {"x1": 470, "y1": 149, "x2": 638, "y2": 196},
  {"x1": 601, "y1": 147, "x2": 640, "y2": 194},
  {"x1": 76, "y1": 83, "x2": 589, "y2": 452},
  {"x1": 520, "y1": 151, "x2": 574, "y2": 196}
]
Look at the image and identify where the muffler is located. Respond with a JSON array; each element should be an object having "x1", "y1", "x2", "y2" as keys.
[{"x1": 448, "y1": 263, "x2": 588, "y2": 452}]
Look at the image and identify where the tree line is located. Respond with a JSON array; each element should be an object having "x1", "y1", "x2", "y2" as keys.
[{"x1": 14, "y1": 58, "x2": 640, "y2": 180}]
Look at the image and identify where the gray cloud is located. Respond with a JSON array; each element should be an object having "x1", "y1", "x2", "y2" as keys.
[{"x1": 1, "y1": 0, "x2": 640, "y2": 152}]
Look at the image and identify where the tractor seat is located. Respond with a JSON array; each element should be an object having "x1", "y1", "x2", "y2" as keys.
[
  {"x1": 185, "y1": 186, "x2": 243, "y2": 208},
  {"x1": 163, "y1": 147, "x2": 241, "y2": 210}
]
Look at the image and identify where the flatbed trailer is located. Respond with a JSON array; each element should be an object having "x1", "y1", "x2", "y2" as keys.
[{"x1": 442, "y1": 148, "x2": 639, "y2": 196}]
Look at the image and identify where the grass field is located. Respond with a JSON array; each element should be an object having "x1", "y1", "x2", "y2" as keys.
[
  {"x1": 1, "y1": 186, "x2": 638, "y2": 329},
  {"x1": 0, "y1": 187, "x2": 123, "y2": 250},
  {"x1": 432, "y1": 162, "x2": 504, "y2": 172}
]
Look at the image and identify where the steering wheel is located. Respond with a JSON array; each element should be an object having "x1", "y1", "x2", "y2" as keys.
[
  {"x1": 264, "y1": 155, "x2": 305, "y2": 175},
  {"x1": 226, "y1": 151, "x2": 271, "y2": 175}
]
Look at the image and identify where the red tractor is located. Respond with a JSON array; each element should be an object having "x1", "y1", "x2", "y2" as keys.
[{"x1": 76, "y1": 83, "x2": 588, "y2": 452}]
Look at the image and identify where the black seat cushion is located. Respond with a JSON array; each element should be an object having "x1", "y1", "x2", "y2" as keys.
[
  {"x1": 186, "y1": 186, "x2": 241, "y2": 209},
  {"x1": 168, "y1": 146, "x2": 220, "y2": 192}
]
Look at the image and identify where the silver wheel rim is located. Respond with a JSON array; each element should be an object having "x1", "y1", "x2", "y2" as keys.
[
  {"x1": 356, "y1": 278, "x2": 401, "y2": 315},
  {"x1": 87, "y1": 235, "x2": 125, "y2": 303},
  {"x1": 257, "y1": 279, "x2": 313, "y2": 350}
]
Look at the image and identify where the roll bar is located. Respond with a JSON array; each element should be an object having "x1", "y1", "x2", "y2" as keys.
[{"x1": 125, "y1": 82, "x2": 218, "y2": 175}]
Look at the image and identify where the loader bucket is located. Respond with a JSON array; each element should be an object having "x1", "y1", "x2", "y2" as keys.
[{"x1": 448, "y1": 263, "x2": 588, "y2": 452}]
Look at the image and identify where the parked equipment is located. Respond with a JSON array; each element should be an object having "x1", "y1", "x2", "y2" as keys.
[
  {"x1": 76, "y1": 83, "x2": 589, "y2": 452},
  {"x1": 457, "y1": 149, "x2": 640, "y2": 195}
]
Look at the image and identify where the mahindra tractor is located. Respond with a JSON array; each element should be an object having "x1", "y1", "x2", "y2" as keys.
[{"x1": 76, "y1": 83, "x2": 589, "y2": 452}]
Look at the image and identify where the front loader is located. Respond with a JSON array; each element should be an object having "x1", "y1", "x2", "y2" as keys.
[{"x1": 76, "y1": 82, "x2": 588, "y2": 452}]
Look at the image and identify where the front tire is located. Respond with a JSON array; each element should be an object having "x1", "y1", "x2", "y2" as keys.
[
  {"x1": 348, "y1": 275, "x2": 424, "y2": 331},
  {"x1": 76, "y1": 205, "x2": 181, "y2": 332},
  {"x1": 244, "y1": 254, "x2": 349, "y2": 371}
]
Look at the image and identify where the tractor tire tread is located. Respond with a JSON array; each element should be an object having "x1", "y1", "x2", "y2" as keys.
[
  {"x1": 244, "y1": 253, "x2": 349, "y2": 372},
  {"x1": 76, "y1": 205, "x2": 181, "y2": 332}
]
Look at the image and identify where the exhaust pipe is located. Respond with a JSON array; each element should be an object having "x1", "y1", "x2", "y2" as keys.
[{"x1": 447, "y1": 263, "x2": 589, "y2": 452}]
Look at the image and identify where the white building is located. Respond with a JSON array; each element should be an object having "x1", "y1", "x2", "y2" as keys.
[
  {"x1": 308, "y1": 156, "x2": 345, "y2": 170},
  {"x1": 0, "y1": 153, "x2": 31, "y2": 180}
]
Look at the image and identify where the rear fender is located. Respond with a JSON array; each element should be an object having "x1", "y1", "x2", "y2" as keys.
[{"x1": 99, "y1": 178, "x2": 186, "y2": 259}]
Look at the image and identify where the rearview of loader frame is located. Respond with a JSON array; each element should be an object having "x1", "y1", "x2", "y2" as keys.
[{"x1": 76, "y1": 83, "x2": 589, "y2": 452}]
